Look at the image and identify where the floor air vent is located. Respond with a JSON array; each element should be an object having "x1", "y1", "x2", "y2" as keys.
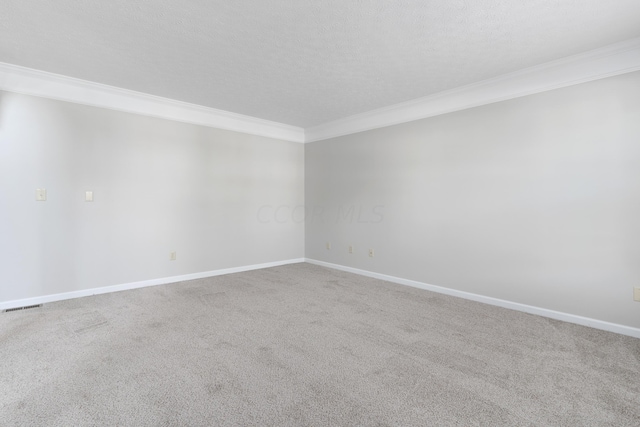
[{"x1": 4, "y1": 304, "x2": 42, "y2": 313}]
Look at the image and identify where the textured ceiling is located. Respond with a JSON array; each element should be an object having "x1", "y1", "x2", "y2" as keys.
[{"x1": 1, "y1": 1, "x2": 640, "y2": 128}]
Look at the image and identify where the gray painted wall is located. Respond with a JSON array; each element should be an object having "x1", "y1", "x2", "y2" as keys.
[
  {"x1": 0, "y1": 91, "x2": 304, "y2": 303},
  {"x1": 305, "y1": 71, "x2": 640, "y2": 329}
]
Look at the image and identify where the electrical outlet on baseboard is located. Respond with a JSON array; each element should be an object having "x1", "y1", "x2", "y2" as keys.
[
  {"x1": 326, "y1": 242, "x2": 331, "y2": 250},
  {"x1": 348, "y1": 245, "x2": 354, "y2": 254},
  {"x1": 369, "y1": 248, "x2": 374, "y2": 257},
  {"x1": 170, "y1": 251, "x2": 177, "y2": 261},
  {"x1": 634, "y1": 287, "x2": 640, "y2": 302}
]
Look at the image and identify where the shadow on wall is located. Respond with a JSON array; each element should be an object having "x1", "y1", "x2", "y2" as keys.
[
  {"x1": 0, "y1": 87, "x2": 11, "y2": 131},
  {"x1": 0, "y1": 90, "x2": 5, "y2": 129},
  {"x1": 0, "y1": 62, "x2": 7, "y2": 127}
]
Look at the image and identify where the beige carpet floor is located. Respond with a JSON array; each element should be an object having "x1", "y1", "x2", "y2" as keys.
[{"x1": 1, "y1": 263, "x2": 639, "y2": 426}]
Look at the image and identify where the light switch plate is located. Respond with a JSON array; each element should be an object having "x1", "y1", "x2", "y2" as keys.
[
  {"x1": 36, "y1": 189, "x2": 46, "y2": 201},
  {"x1": 634, "y1": 287, "x2": 640, "y2": 302},
  {"x1": 85, "y1": 191, "x2": 93, "y2": 202}
]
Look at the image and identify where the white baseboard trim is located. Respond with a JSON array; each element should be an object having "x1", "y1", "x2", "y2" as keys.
[
  {"x1": 0, "y1": 258, "x2": 305, "y2": 311},
  {"x1": 305, "y1": 258, "x2": 640, "y2": 339}
]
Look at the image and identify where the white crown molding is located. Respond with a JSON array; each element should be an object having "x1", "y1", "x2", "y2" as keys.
[
  {"x1": 0, "y1": 258, "x2": 305, "y2": 310},
  {"x1": 0, "y1": 62, "x2": 305, "y2": 143},
  {"x1": 305, "y1": 259, "x2": 640, "y2": 339},
  {"x1": 305, "y1": 37, "x2": 640, "y2": 143},
  {"x1": 2, "y1": 37, "x2": 640, "y2": 144}
]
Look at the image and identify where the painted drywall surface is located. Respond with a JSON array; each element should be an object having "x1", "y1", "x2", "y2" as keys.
[
  {"x1": 0, "y1": 91, "x2": 304, "y2": 303},
  {"x1": 305, "y1": 71, "x2": 640, "y2": 329}
]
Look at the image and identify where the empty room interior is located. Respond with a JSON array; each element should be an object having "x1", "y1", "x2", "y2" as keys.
[{"x1": 1, "y1": 1, "x2": 640, "y2": 425}]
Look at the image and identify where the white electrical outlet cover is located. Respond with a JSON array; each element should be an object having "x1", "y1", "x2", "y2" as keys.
[
  {"x1": 36, "y1": 189, "x2": 46, "y2": 201},
  {"x1": 85, "y1": 191, "x2": 93, "y2": 202},
  {"x1": 634, "y1": 287, "x2": 640, "y2": 302}
]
